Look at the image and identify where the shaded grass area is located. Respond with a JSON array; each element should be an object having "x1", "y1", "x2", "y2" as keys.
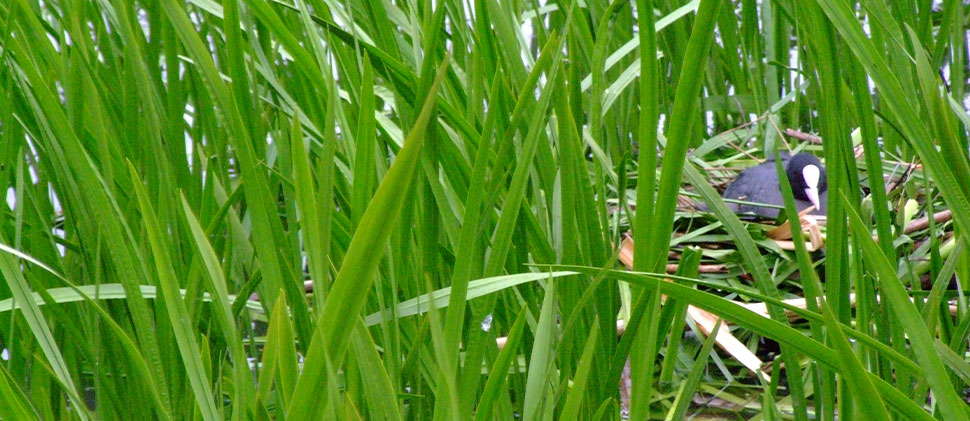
[{"x1": 0, "y1": 0, "x2": 969, "y2": 419}]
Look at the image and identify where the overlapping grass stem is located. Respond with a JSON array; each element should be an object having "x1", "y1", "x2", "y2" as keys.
[{"x1": 0, "y1": 0, "x2": 969, "y2": 419}]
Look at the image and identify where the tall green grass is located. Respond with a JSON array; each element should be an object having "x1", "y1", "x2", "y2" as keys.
[{"x1": 1, "y1": 0, "x2": 969, "y2": 419}]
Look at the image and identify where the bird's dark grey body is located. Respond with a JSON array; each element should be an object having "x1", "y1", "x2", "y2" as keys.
[{"x1": 722, "y1": 153, "x2": 827, "y2": 218}]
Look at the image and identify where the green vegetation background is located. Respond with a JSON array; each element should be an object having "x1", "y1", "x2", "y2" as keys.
[{"x1": 1, "y1": 0, "x2": 969, "y2": 419}]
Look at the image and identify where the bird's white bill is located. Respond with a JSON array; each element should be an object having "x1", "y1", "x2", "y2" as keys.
[
  {"x1": 805, "y1": 187, "x2": 821, "y2": 210},
  {"x1": 802, "y1": 165, "x2": 821, "y2": 210}
]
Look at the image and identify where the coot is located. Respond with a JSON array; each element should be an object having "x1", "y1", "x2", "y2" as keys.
[{"x1": 722, "y1": 153, "x2": 827, "y2": 218}]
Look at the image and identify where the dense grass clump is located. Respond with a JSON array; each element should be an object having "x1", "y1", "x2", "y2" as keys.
[{"x1": 1, "y1": 0, "x2": 969, "y2": 419}]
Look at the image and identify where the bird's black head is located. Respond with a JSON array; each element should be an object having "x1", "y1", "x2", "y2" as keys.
[{"x1": 785, "y1": 153, "x2": 826, "y2": 201}]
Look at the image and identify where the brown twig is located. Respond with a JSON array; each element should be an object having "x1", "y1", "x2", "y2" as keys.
[
  {"x1": 666, "y1": 263, "x2": 728, "y2": 274},
  {"x1": 783, "y1": 128, "x2": 823, "y2": 144},
  {"x1": 904, "y1": 210, "x2": 952, "y2": 234},
  {"x1": 872, "y1": 209, "x2": 953, "y2": 243}
]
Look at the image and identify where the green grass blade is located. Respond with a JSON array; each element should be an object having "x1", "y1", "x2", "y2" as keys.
[
  {"x1": 129, "y1": 164, "x2": 219, "y2": 420},
  {"x1": 286, "y1": 56, "x2": 451, "y2": 420},
  {"x1": 0, "y1": 237, "x2": 88, "y2": 419},
  {"x1": 522, "y1": 278, "x2": 558, "y2": 421},
  {"x1": 644, "y1": 0, "x2": 723, "y2": 272},
  {"x1": 559, "y1": 318, "x2": 600, "y2": 419},
  {"x1": 665, "y1": 320, "x2": 720, "y2": 421},
  {"x1": 473, "y1": 307, "x2": 529, "y2": 421},
  {"x1": 179, "y1": 194, "x2": 256, "y2": 417},
  {"x1": 844, "y1": 194, "x2": 965, "y2": 419}
]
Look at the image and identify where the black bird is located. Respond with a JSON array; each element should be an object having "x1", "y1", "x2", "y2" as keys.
[{"x1": 721, "y1": 152, "x2": 827, "y2": 218}]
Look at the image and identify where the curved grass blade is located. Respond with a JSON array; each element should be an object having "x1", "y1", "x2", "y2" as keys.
[
  {"x1": 560, "y1": 318, "x2": 601, "y2": 419},
  {"x1": 180, "y1": 194, "x2": 256, "y2": 418},
  {"x1": 0, "y1": 284, "x2": 263, "y2": 315},
  {"x1": 286, "y1": 56, "x2": 451, "y2": 420},
  {"x1": 0, "y1": 364, "x2": 38, "y2": 420},
  {"x1": 554, "y1": 264, "x2": 935, "y2": 421},
  {"x1": 364, "y1": 271, "x2": 578, "y2": 325},
  {"x1": 473, "y1": 307, "x2": 529, "y2": 421},
  {"x1": 158, "y1": 0, "x2": 313, "y2": 346},
  {"x1": 129, "y1": 163, "x2": 219, "y2": 420},
  {"x1": 844, "y1": 193, "x2": 965, "y2": 419},
  {"x1": 256, "y1": 293, "x2": 298, "y2": 411},
  {"x1": 522, "y1": 279, "x2": 558, "y2": 420},
  {"x1": 0, "y1": 241, "x2": 88, "y2": 419},
  {"x1": 665, "y1": 320, "x2": 721, "y2": 421},
  {"x1": 643, "y1": 0, "x2": 723, "y2": 273}
]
